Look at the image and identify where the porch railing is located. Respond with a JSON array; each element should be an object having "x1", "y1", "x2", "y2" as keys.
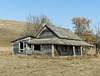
[{"x1": 25, "y1": 48, "x2": 33, "y2": 55}]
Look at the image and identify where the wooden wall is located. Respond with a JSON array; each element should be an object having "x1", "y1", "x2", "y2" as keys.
[
  {"x1": 12, "y1": 37, "x2": 31, "y2": 55},
  {"x1": 39, "y1": 28, "x2": 58, "y2": 39},
  {"x1": 41, "y1": 44, "x2": 52, "y2": 56},
  {"x1": 13, "y1": 44, "x2": 19, "y2": 55}
]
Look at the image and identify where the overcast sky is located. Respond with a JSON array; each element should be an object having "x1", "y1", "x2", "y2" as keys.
[{"x1": 0, "y1": 0, "x2": 100, "y2": 33}]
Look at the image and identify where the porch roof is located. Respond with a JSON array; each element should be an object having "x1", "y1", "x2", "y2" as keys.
[{"x1": 26, "y1": 39, "x2": 93, "y2": 47}]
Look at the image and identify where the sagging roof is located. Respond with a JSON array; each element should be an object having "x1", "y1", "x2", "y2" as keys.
[
  {"x1": 26, "y1": 39, "x2": 93, "y2": 47},
  {"x1": 11, "y1": 36, "x2": 35, "y2": 43},
  {"x1": 38, "y1": 25, "x2": 82, "y2": 40}
]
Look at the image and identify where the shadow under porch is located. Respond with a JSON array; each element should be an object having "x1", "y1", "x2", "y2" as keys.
[{"x1": 54, "y1": 45, "x2": 82, "y2": 57}]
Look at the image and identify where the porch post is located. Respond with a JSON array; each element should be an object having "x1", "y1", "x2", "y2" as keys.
[
  {"x1": 23, "y1": 42, "x2": 25, "y2": 53},
  {"x1": 73, "y1": 46, "x2": 76, "y2": 57},
  {"x1": 25, "y1": 44, "x2": 27, "y2": 55},
  {"x1": 32, "y1": 45, "x2": 35, "y2": 55},
  {"x1": 52, "y1": 45, "x2": 54, "y2": 57},
  {"x1": 33, "y1": 45, "x2": 34, "y2": 50},
  {"x1": 91, "y1": 47, "x2": 93, "y2": 56},
  {"x1": 81, "y1": 46, "x2": 83, "y2": 56},
  {"x1": 19, "y1": 42, "x2": 20, "y2": 52}
]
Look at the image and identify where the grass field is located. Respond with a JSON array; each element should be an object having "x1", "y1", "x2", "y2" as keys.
[
  {"x1": 0, "y1": 20, "x2": 100, "y2": 76},
  {"x1": 0, "y1": 51, "x2": 99, "y2": 76},
  {"x1": 0, "y1": 20, "x2": 26, "y2": 51}
]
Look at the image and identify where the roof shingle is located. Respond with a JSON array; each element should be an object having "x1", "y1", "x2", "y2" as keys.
[{"x1": 46, "y1": 25, "x2": 82, "y2": 40}]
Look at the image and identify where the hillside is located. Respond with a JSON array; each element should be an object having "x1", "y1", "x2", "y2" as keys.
[{"x1": 0, "y1": 20, "x2": 26, "y2": 51}]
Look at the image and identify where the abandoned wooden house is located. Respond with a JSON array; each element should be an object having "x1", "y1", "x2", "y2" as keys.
[{"x1": 11, "y1": 25, "x2": 93, "y2": 57}]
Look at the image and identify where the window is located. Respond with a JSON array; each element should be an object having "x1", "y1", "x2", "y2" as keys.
[
  {"x1": 19, "y1": 42, "x2": 24, "y2": 52},
  {"x1": 20, "y1": 42, "x2": 23, "y2": 49},
  {"x1": 34, "y1": 45, "x2": 40, "y2": 51},
  {"x1": 75, "y1": 47, "x2": 80, "y2": 52}
]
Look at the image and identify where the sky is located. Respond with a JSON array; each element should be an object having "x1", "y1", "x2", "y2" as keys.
[{"x1": 0, "y1": 0, "x2": 100, "y2": 33}]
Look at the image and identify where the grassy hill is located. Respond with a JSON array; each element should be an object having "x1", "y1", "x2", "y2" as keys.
[{"x1": 0, "y1": 20, "x2": 26, "y2": 51}]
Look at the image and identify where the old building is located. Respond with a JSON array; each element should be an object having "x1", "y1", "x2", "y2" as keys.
[{"x1": 11, "y1": 25, "x2": 93, "y2": 57}]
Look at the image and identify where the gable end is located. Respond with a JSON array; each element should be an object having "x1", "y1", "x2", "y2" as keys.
[{"x1": 37, "y1": 26, "x2": 59, "y2": 39}]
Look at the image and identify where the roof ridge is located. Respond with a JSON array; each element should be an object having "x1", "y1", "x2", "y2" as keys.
[{"x1": 46, "y1": 25, "x2": 70, "y2": 30}]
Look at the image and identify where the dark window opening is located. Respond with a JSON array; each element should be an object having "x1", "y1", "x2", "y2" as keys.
[
  {"x1": 34, "y1": 45, "x2": 40, "y2": 51},
  {"x1": 24, "y1": 44, "x2": 26, "y2": 48},
  {"x1": 20, "y1": 50, "x2": 24, "y2": 52},
  {"x1": 75, "y1": 47, "x2": 80, "y2": 52},
  {"x1": 20, "y1": 42, "x2": 23, "y2": 49},
  {"x1": 55, "y1": 45, "x2": 58, "y2": 50},
  {"x1": 28, "y1": 44, "x2": 31, "y2": 48}
]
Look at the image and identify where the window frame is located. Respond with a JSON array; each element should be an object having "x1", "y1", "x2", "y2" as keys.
[{"x1": 19, "y1": 42, "x2": 24, "y2": 52}]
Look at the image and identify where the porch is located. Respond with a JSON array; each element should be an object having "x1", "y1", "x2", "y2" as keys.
[
  {"x1": 15, "y1": 42, "x2": 93, "y2": 57},
  {"x1": 52, "y1": 45, "x2": 93, "y2": 57}
]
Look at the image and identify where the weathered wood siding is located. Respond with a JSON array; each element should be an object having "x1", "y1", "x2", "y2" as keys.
[
  {"x1": 39, "y1": 28, "x2": 58, "y2": 39},
  {"x1": 13, "y1": 44, "x2": 19, "y2": 55},
  {"x1": 41, "y1": 45, "x2": 52, "y2": 56},
  {"x1": 12, "y1": 37, "x2": 32, "y2": 55}
]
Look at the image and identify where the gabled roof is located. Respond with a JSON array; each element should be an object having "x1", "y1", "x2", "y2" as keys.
[
  {"x1": 11, "y1": 36, "x2": 35, "y2": 43},
  {"x1": 37, "y1": 25, "x2": 82, "y2": 40}
]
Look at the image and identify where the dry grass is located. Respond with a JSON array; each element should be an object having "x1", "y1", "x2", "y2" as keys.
[
  {"x1": 0, "y1": 19, "x2": 26, "y2": 33},
  {"x1": 0, "y1": 51, "x2": 100, "y2": 76},
  {"x1": 0, "y1": 20, "x2": 100, "y2": 76},
  {"x1": 0, "y1": 20, "x2": 26, "y2": 51}
]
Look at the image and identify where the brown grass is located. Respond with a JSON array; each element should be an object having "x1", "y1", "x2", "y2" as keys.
[
  {"x1": 0, "y1": 20, "x2": 100, "y2": 76},
  {"x1": 0, "y1": 51, "x2": 100, "y2": 76},
  {"x1": 0, "y1": 20, "x2": 26, "y2": 51}
]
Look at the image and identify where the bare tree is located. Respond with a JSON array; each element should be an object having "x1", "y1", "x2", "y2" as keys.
[{"x1": 21, "y1": 14, "x2": 54, "y2": 37}]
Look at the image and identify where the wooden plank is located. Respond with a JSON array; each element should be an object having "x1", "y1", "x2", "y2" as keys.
[
  {"x1": 91, "y1": 47, "x2": 93, "y2": 56},
  {"x1": 19, "y1": 42, "x2": 20, "y2": 52},
  {"x1": 39, "y1": 27, "x2": 57, "y2": 39},
  {"x1": 81, "y1": 46, "x2": 83, "y2": 56},
  {"x1": 52, "y1": 45, "x2": 54, "y2": 57},
  {"x1": 73, "y1": 46, "x2": 76, "y2": 57}
]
